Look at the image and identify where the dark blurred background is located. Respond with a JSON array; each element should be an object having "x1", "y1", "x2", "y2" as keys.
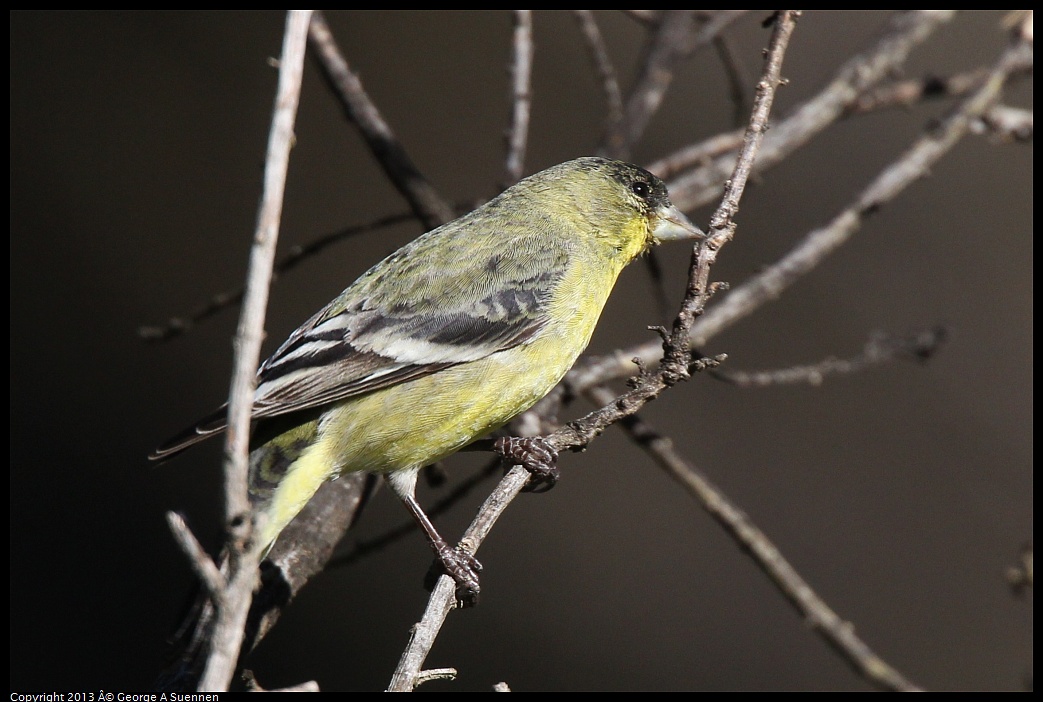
[{"x1": 10, "y1": 11, "x2": 1031, "y2": 691}]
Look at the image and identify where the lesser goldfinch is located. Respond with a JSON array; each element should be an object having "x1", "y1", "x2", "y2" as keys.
[{"x1": 152, "y1": 156, "x2": 702, "y2": 599}]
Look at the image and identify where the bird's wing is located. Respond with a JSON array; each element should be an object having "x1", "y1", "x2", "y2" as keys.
[{"x1": 151, "y1": 228, "x2": 570, "y2": 460}]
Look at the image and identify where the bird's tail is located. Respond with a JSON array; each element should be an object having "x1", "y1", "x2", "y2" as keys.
[{"x1": 149, "y1": 406, "x2": 231, "y2": 462}]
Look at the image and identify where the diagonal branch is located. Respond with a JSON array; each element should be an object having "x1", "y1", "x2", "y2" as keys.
[
  {"x1": 583, "y1": 383, "x2": 923, "y2": 691},
  {"x1": 307, "y1": 11, "x2": 455, "y2": 230},
  {"x1": 562, "y1": 23, "x2": 1030, "y2": 395},
  {"x1": 387, "y1": 11, "x2": 802, "y2": 691},
  {"x1": 139, "y1": 212, "x2": 416, "y2": 343},
  {"x1": 668, "y1": 10, "x2": 956, "y2": 212},
  {"x1": 603, "y1": 9, "x2": 697, "y2": 158},
  {"x1": 604, "y1": 10, "x2": 748, "y2": 158}
]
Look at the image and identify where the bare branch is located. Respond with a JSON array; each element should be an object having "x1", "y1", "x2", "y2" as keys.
[
  {"x1": 693, "y1": 58, "x2": 1016, "y2": 340},
  {"x1": 573, "y1": 10, "x2": 624, "y2": 134},
  {"x1": 645, "y1": 128, "x2": 745, "y2": 181},
  {"x1": 848, "y1": 68, "x2": 992, "y2": 114},
  {"x1": 668, "y1": 10, "x2": 957, "y2": 212},
  {"x1": 655, "y1": 19, "x2": 1029, "y2": 197},
  {"x1": 707, "y1": 11, "x2": 797, "y2": 230},
  {"x1": 583, "y1": 383, "x2": 923, "y2": 692},
  {"x1": 166, "y1": 512, "x2": 225, "y2": 601},
  {"x1": 139, "y1": 212, "x2": 416, "y2": 343},
  {"x1": 563, "y1": 17, "x2": 1027, "y2": 394},
  {"x1": 414, "y1": 669, "x2": 458, "y2": 688},
  {"x1": 605, "y1": 10, "x2": 748, "y2": 158},
  {"x1": 715, "y1": 327, "x2": 948, "y2": 388},
  {"x1": 975, "y1": 104, "x2": 1033, "y2": 142},
  {"x1": 502, "y1": 10, "x2": 533, "y2": 187},
  {"x1": 387, "y1": 14, "x2": 801, "y2": 690},
  {"x1": 307, "y1": 11, "x2": 455, "y2": 230},
  {"x1": 199, "y1": 9, "x2": 313, "y2": 693}
]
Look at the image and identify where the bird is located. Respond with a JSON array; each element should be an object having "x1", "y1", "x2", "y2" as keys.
[{"x1": 151, "y1": 156, "x2": 703, "y2": 602}]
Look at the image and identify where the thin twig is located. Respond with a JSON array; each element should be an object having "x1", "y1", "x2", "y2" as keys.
[
  {"x1": 668, "y1": 10, "x2": 956, "y2": 212},
  {"x1": 603, "y1": 10, "x2": 697, "y2": 158},
  {"x1": 651, "y1": 25, "x2": 1030, "y2": 192},
  {"x1": 388, "y1": 13, "x2": 801, "y2": 691},
  {"x1": 413, "y1": 668, "x2": 458, "y2": 688},
  {"x1": 387, "y1": 466, "x2": 531, "y2": 691},
  {"x1": 573, "y1": 10, "x2": 624, "y2": 135},
  {"x1": 714, "y1": 32, "x2": 753, "y2": 128},
  {"x1": 139, "y1": 212, "x2": 417, "y2": 342},
  {"x1": 562, "y1": 12, "x2": 1026, "y2": 395},
  {"x1": 605, "y1": 10, "x2": 748, "y2": 158},
  {"x1": 848, "y1": 68, "x2": 991, "y2": 114},
  {"x1": 166, "y1": 512, "x2": 226, "y2": 600},
  {"x1": 502, "y1": 10, "x2": 533, "y2": 188},
  {"x1": 645, "y1": 128, "x2": 745, "y2": 181},
  {"x1": 583, "y1": 383, "x2": 923, "y2": 692},
  {"x1": 714, "y1": 327, "x2": 948, "y2": 388},
  {"x1": 307, "y1": 11, "x2": 455, "y2": 230},
  {"x1": 975, "y1": 104, "x2": 1033, "y2": 142},
  {"x1": 198, "y1": 9, "x2": 313, "y2": 693},
  {"x1": 687, "y1": 37, "x2": 1032, "y2": 350}
]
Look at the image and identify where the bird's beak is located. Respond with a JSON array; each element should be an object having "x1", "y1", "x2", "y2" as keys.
[{"x1": 653, "y1": 204, "x2": 705, "y2": 242}]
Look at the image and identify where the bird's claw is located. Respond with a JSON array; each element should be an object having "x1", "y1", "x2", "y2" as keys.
[
  {"x1": 425, "y1": 545, "x2": 482, "y2": 607},
  {"x1": 494, "y1": 436, "x2": 560, "y2": 492}
]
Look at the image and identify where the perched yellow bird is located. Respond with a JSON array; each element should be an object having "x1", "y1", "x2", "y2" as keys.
[{"x1": 152, "y1": 156, "x2": 702, "y2": 600}]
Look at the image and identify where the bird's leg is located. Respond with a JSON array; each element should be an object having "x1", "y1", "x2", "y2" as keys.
[
  {"x1": 399, "y1": 492, "x2": 482, "y2": 607},
  {"x1": 385, "y1": 469, "x2": 481, "y2": 607},
  {"x1": 494, "y1": 436, "x2": 560, "y2": 493}
]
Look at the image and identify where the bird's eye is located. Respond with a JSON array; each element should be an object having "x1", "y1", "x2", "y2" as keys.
[{"x1": 631, "y1": 181, "x2": 651, "y2": 200}]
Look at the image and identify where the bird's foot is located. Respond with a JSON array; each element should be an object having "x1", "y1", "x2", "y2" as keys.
[
  {"x1": 494, "y1": 436, "x2": 560, "y2": 493},
  {"x1": 425, "y1": 544, "x2": 482, "y2": 608}
]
